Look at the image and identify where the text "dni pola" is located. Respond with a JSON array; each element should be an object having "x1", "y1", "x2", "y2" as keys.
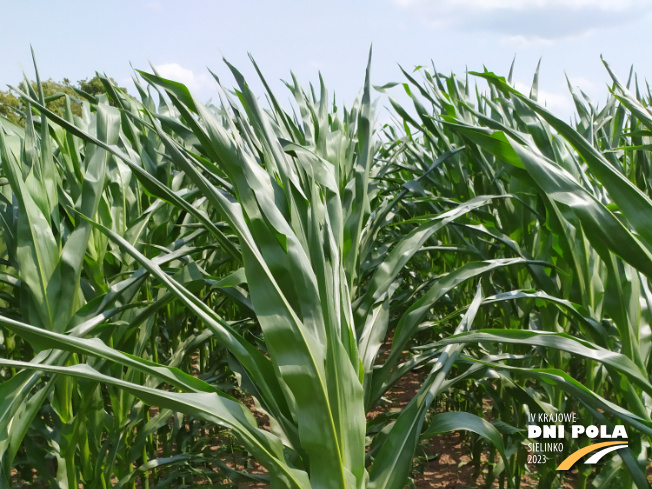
[{"x1": 528, "y1": 425, "x2": 627, "y2": 439}]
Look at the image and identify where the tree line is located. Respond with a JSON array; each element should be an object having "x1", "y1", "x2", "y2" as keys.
[{"x1": 0, "y1": 75, "x2": 125, "y2": 125}]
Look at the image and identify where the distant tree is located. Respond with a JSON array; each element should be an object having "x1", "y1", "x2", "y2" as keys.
[
  {"x1": 0, "y1": 90, "x2": 21, "y2": 124},
  {"x1": 78, "y1": 76, "x2": 111, "y2": 96},
  {"x1": 0, "y1": 75, "x2": 125, "y2": 126}
]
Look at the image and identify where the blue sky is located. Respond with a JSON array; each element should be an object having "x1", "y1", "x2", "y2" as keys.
[{"x1": 2, "y1": 0, "x2": 651, "y2": 120}]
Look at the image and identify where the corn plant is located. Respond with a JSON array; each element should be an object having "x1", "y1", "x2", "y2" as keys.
[
  {"x1": 2, "y1": 51, "x2": 652, "y2": 489},
  {"x1": 0, "y1": 52, "x2": 550, "y2": 488},
  {"x1": 382, "y1": 60, "x2": 652, "y2": 488},
  {"x1": 0, "y1": 56, "x2": 243, "y2": 487}
]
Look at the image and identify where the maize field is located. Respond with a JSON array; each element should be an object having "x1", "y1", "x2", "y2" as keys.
[{"x1": 1, "y1": 51, "x2": 652, "y2": 489}]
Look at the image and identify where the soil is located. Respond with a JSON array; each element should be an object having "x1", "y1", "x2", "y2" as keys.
[
  {"x1": 158, "y1": 347, "x2": 580, "y2": 488},
  {"x1": 2, "y1": 350, "x2": 602, "y2": 488},
  {"x1": 365, "y1": 362, "x2": 574, "y2": 489}
]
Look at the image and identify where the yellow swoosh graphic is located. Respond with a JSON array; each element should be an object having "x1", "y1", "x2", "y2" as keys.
[{"x1": 557, "y1": 441, "x2": 627, "y2": 470}]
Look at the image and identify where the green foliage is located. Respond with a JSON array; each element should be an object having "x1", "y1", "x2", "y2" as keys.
[
  {"x1": 0, "y1": 54, "x2": 651, "y2": 489},
  {"x1": 0, "y1": 75, "x2": 125, "y2": 126},
  {"x1": 0, "y1": 91, "x2": 20, "y2": 124}
]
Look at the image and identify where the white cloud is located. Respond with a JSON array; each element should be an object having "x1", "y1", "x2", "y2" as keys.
[
  {"x1": 393, "y1": 0, "x2": 650, "y2": 40},
  {"x1": 394, "y1": 0, "x2": 634, "y2": 12},
  {"x1": 534, "y1": 89, "x2": 574, "y2": 114},
  {"x1": 400, "y1": 0, "x2": 632, "y2": 11},
  {"x1": 564, "y1": 75, "x2": 608, "y2": 107},
  {"x1": 514, "y1": 81, "x2": 574, "y2": 117},
  {"x1": 500, "y1": 35, "x2": 556, "y2": 48},
  {"x1": 145, "y1": 1, "x2": 163, "y2": 12},
  {"x1": 153, "y1": 63, "x2": 214, "y2": 94},
  {"x1": 566, "y1": 75, "x2": 600, "y2": 94}
]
